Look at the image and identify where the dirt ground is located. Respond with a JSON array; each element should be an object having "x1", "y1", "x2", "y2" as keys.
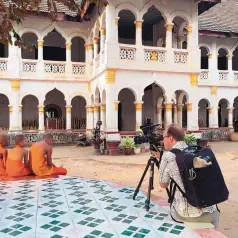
[{"x1": 52, "y1": 142, "x2": 238, "y2": 238}]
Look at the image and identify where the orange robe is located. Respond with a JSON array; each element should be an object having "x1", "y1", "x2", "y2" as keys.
[
  {"x1": 6, "y1": 160, "x2": 30, "y2": 177},
  {"x1": 29, "y1": 144, "x2": 67, "y2": 176},
  {"x1": 0, "y1": 148, "x2": 7, "y2": 176}
]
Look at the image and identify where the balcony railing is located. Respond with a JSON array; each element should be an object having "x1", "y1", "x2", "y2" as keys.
[
  {"x1": 0, "y1": 58, "x2": 7, "y2": 72},
  {"x1": 119, "y1": 44, "x2": 136, "y2": 60},
  {"x1": 218, "y1": 70, "x2": 228, "y2": 81},
  {"x1": 144, "y1": 47, "x2": 166, "y2": 63},
  {"x1": 199, "y1": 70, "x2": 210, "y2": 84},
  {"x1": 173, "y1": 49, "x2": 189, "y2": 64},
  {"x1": 22, "y1": 59, "x2": 37, "y2": 73}
]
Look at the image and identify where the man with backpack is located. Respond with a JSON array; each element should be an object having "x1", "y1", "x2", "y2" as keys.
[{"x1": 157, "y1": 124, "x2": 228, "y2": 228}]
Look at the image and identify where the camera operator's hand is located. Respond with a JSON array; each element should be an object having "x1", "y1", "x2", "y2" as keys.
[{"x1": 152, "y1": 151, "x2": 161, "y2": 159}]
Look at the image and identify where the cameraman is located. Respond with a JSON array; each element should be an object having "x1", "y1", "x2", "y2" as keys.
[{"x1": 157, "y1": 124, "x2": 219, "y2": 228}]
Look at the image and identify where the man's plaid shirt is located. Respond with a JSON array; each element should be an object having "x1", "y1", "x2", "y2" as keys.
[{"x1": 158, "y1": 141, "x2": 216, "y2": 217}]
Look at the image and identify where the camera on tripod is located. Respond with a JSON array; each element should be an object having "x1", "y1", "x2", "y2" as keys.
[{"x1": 134, "y1": 118, "x2": 163, "y2": 152}]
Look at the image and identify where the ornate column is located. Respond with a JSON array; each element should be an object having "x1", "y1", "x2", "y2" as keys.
[
  {"x1": 18, "y1": 105, "x2": 22, "y2": 130},
  {"x1": 93, "y1": 38, "x2": 99, "y2": 58},
  {"x1": 93, "y1": 105, "x2": 100, "y2": 127},
  {"x1": 85, "y1": 44, "x2": 93, "y2": 62},
  {"x1": 177, "y1": 36, "x2": 183, "y2": 49},
  {"x1": 100, "y1": 28, "x2": 106, "y2": 51},
  {"x1": 190, "y1": 74, "x2": 199, "y2": 130},
  {"x1": 185, "y1": 25, "x2": 192, "y2": 50},
  {"x1": 210, "y1": 86, "x2": 219, "y2": 128},
  {"x1": 228, "y1": 108, "x2": 233, "y2": 128},
  {"x1": 156, "y1": 107, "x2": 162, "y2": 125},
  {"x1": 173, "y1": 106, "x2": 178, "y2": 124},
  {"x1": 10, "y1": 80, "x2": 20, "y2": 130},
  {"x1": 135, "y1": 20, "x2": 143, "y2": 46},
  {"x1": 186, "y1": 103, "x2": 193, "y2": 130},
  {"x1": 134, "y1": 101, "x2": 143, "y2": 131},
  {"x1": 38, "y1": 105, "x2": 45, "y2": 131},
  {"x1": 208, "y1": 108, "x2": 213, "y2": 128},
  {"x1": 227, "y1": 55, "x2": 233, "y2": 84},
  {"x1": 165, "y1": 24, "x2": 173, "y2": 48},
  {"x1": 100, "y1": 104, "x2": 106, "y2": 131},
  {"x1": 105, "y1": 69, "x2": 118, "y2": 131},
  {"x1": 165, "y1": 103, "x2": 172, "y2": 127},
  {"x1": 66, "y1": 105, "x2": 72, "y2": 130},
  {"x1": 86, "y1": 106, "x2": 94, "y2": 130},
  {"x1": 177, "y1": 104, "x2": 183, "y2": 127},
  {"x1": 65, "y1": 43, "x2": 72, "y2": 74},
  {"x1": 37, "y1": 40, "x2": 44, "y2": 74}
]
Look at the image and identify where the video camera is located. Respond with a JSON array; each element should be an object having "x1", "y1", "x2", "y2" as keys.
[{"x1": 134, "y1": 118, "x2": 163, "y2": 152}]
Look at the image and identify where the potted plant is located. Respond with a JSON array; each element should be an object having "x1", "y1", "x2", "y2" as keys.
[
  {"x1": 120, "y1": 136, "x2": 134, "y2": 155},
  {"x1": 184, "y1": 134, "x2": 197, "y2": 146},
  {"x1": 134, "y1": 144, "x2": 141, "y2": 155}
]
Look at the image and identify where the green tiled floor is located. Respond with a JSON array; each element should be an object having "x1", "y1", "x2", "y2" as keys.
[{"x1": 0, "y1": 176, "x2": 199, "y2": 237}]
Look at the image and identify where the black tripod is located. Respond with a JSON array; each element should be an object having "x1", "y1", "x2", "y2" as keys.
[{"x1": 133, "y1": 150, "x2": 164, "y2": 211}]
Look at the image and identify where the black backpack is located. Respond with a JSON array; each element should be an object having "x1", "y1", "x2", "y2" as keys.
[{"x1": 168, "y1": 145, "x2": 229, "y2": 209}]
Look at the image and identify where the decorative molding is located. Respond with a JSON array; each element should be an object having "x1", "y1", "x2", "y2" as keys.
[
  {"x1": 86, "y1": 106, "x2": 93, "y2": 113},
  {"x1": 66, "y1": 106, "x2": 72, "y2": 113},
  {"x1": 100, "y1": 28, "x2": 106, "y2": 35},
  {"x1": 11, "y1": 80, "x2": 20, "y2": 91},
  {"x1": 210, "y1": 86, "x2": 217, "y2": 96},
  {"x1": 190, "y1": 74, "x2": 198, "y2": 87},
  {"x1": 38, "y1": 40, "x2": 44, "y2": 48},
  {"x1": 165, "y1": 24, "x2": 173, "y2": 32},
  {"x1": 93, "y1": 106, "x2": 100, "y2": 112},
  {"x1": 38, "y1": 106, "x2": 44, "y2": 113},
  {"x1": 134, "y1": 20, "x2": 143, "y2": 29},
  {"x1": 9, "y1": 106, "x2": 13, "y2": 114},
  {"x1": 100, "y1": 104, "x2": 106, "y2": 112},
  {"x1": 134, "y1": 101, "x2": 143, "y2": 111},
  {"x1": 208, "y1": 54, "x2": 212, "y2": 59},
  {"x1": 186, "y1": 25, "x2": 192, "y2": 34},
  {"x1": 165, "y1": 103, "x2": 172, "y2": 112},
  {"x1": 66, "y1": 43, "x2": 71, "y2": 50},
  {"x1": 85, "y1": 44, "x2": 93, "y2": 51},
  {"x1": 187, "y1": 103, "x2": 192, "y2": 112}
]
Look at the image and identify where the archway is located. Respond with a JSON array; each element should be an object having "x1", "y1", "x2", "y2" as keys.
[
  {"x1": 44, "y1": 89, "x2": 66, "y2": 129},
  {"x1": 118, "y1": 88, "x2": 136, "y2": 131},
  {"x1": 143, "y1": 83, "x2": 164, "y2": 125},
  {"x1": 118, "y1": 10, "x2": 136, "y2": 45},
  {"x1": 142, "y1": 6, "x2": 166, "y2": 47},
  {"x1": 71, "y1": 96, "x2": 86, "y2": 129},
  {"x1": 233, "y1": 97, "x2": 238, "y2": 131},
  {"x1": 43, "y1": 30, "x2": 66, "y2": 61},
  {"x1": 71, "y1": 37, "x2": 86, "y2": 62},
  {"x1": 200, "y1": 47, "x2": 209, "y2": 69},
  {"x1": 172, "y1": 17, "x2": 188, "y2": 49},
  {"x1": 0, "y1": 94, "x2": 9, "y2": 129},
  {"x1": 198, "y1": 99, "x2": 209, "y2": 128},
  {"x1": 232, "y1": 47, "x2": 238, "y2": 71},
  {"x1": 0, "y1": 43, "x2": 8, "y2": 58},
  {"x1": 218, "y1": 99, "x2": 229, "y2": 127},
  {"x1": 22, "y1": 95, "x2": 39, "y2": 130},
  {"x1": 21, "y1": 33, "x2": 38, "y2": 59},
  {"x1": 218, "y1": 48, "x2": 228, "y2": 70}
]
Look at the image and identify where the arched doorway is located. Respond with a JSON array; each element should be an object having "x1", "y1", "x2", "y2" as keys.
[
  {"x1": 71, "y1": 37, "x2": 86, "y2": 62},
  {"x1": 22, "y1": 95, "x2": 39, "y2": 130},
  {"x1": 143, "y1": 83, "x2": 164, "y2": 125},
  {"x1": 218, "y1": 48, "x2": 228, "y2": 70},
  {"x1": 71, "y1": 96, "x2": 86, "y2": 129},
  {"x1": 118, "y1": 88, "x2": 136, "y2": 131},
  {"x1": 0, "y1": 94, "x2": 9, "y2": 130},
  {"x1": 218, "y1": 99, "x2": 229, "y2": 127},
  {"x1": 233, "y1": 97, "x2": 238, "y2": 131},
  {"x1": 44, "y1": 89, "x2": 66, "y2": 130},
  {"x1": 21, "y1": 33, "x2": 38, "y2": 59},
  {"x1": 198, "y1": 99, "x2": 209, "y2": 128},
  {"x1": 200, "y1": 47, "x2": 209, "y2": 70}
]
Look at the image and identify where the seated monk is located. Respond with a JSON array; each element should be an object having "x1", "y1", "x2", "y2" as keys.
[
  {"x1": 29, "y1": 133, "x2": 67, "y2": 176},
  {"x1": 6, "y1": 135, "x2": 31, "y2": 177},
  {"x1": 0, "y1": 133, "x2": 8, "y2": 176}
]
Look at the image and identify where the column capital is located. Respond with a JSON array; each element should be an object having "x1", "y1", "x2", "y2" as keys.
[
  {"x1": 186, "y1": 25, "x2": 192, "y2": 34},
  {"x1": 208, "y1": 108, "x2": 212, "y2": 114},
  {"x1": 9, "y1": 106, "x2": 13, "y2": 114},
  {"x1": 86, "y1": 106, "x2": 93, "y2": 113},
  {"x1": 11, "y1": 79, "x2": 20, "y2": 91},
  {"x1": 190, "y1": 73, "x2": 198, "y2": 87},
  {"x1": 177, "y1": 104, "x2": 183, "y2": 112},
  {"x1": 115, "y1": 17, "x2": 120, "y2": 26},
  {"x1": 100, "y1": 27, "x2": 106, "y2": 35},
  {"x1": 227, "y1": 55, "x2": 233, "y2": 60},
  {"x1": 66, "y1": 43, "x2": 71, "y2": 50},
  {"x1": 66, "y1": 105, "x2": 72, "y2": 113},
  {"x1": 93, "y1": 38, "x2": 100, "y2": 44},
  {"x1": 134, "y1": 20, "x2": 144, "y2": 29},
  {"x1": 208, "y1": 54, "x2": 212, "y2": 59},
  {"x1": 37, "y1": 40, "x2": 44, "y2": 48},
  {"x1": 114, "y1": 101, "x2": 120, "y2": 112},
  {"x1": 134, "y1": 101, "x2": 144, "y2": 111},
  {"x1": 93, "y1": 105, "x2": 100, "y2": 112},
  {"x1": 84, "y1": 44, "x2": 93, "y2": 51},
  {"x1": 18, "y1": 105, "x2": 22, "y2": 112},
  {"x1": 177, "y1": 36, "x2": 183, "y2": 42},
  {"x1": 186, "y1": 103, "x2": 192, "y2": 112},
  {"x1": 210, "y1": 86, "x2": 218, "y2": 96},
  {"x1": 165, "y1": 24, "x2": 174, "y2": 32},
  {"x1": 165, "y1": 103, "x2": 173, "y2": 112},
  {"x1": 228, "y1": 108, "x2": 234, "y2": 114},
  {"x1": 100, "y1": 104, "x2": 106, "y2": 112},
  {"x1": 38, "y1": 105, "x2": 44, "y2": 113},
  {"x1": 156, "y1": 107, "x2": 162, "y2": 114},
  {"x1": 105, "y1": 69, "x2": 116, "y2": 84}
]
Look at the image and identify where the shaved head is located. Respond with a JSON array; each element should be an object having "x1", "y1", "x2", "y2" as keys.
[
  {"x1": 15, "y1": 134, "x2": 25, "y2": 145},
  {"x1": 43, "y1": 133, "x2": 53, "y2": 140},
  {"x1": 0, "y1": 132, "x2": 8, "y2": 146}
]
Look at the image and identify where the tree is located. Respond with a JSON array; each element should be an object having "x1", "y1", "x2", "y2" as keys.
[{"x1": 0, "y1": 0, "x2": 108, "y2": 50}]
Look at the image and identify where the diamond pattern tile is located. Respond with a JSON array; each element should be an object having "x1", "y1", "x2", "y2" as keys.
[{"x1": 0, "y1": 176, "x2": 200, "y2": 237}]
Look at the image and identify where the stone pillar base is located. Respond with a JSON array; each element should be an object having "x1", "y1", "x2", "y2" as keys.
[{"x1": 106, "y1": 141, "x2": 120, "y2": 156}]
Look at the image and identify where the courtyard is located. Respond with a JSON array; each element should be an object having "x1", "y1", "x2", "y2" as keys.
[{"x1": 49, "y1": 141, "x2": 238, "y2": 238}]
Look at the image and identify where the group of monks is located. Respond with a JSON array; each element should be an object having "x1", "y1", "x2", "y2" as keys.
[{"x1": 0, "y1": 133, "x2": 67, "y2": 177}]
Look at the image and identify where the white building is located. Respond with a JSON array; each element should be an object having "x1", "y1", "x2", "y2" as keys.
[{"x1": 0, "y1": 0, "x2": 236, "y2": 141}]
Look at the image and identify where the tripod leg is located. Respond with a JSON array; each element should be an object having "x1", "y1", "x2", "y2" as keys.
[
  {"x1": 145, "y1": 161, "x2": 155, "y2": 211},
  {"x1": 133, "y1": 159, "x2": 151, "y2": 200}
]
